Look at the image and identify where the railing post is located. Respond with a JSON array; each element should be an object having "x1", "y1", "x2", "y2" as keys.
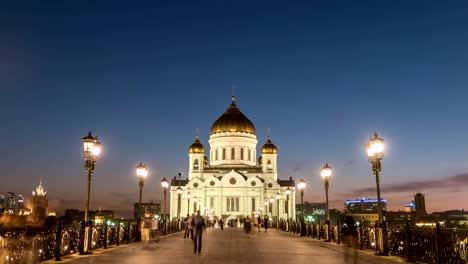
[
  {"x1": 103, "y1": 221, "x2": 108, "y2": 249},
  {"x1": 116, "y1": 220, "x2": 120, "y2": 246},
  {"x1": 79, "y1": 220, "x2": 85, "y2": 254},
  {"x1": 337, "y1": 221, "x2": 341, "y2": 245},
  {"x1": 54, "y1": 220, "x2": 63, "y2": 261},
  {"x1": 318, "y1": 221, "x2": 321, "y2": 240},
  {"x1": 126, "y1": 220, "x2": 131, "y2": 244},
  {"x1": 359, "y1": 225, "x2": 364, "y2": 250},
  {"x1": 406, "y1": 222, "x2": 415, "y2": 262},
  {"x1": 87, "y1": 220, "x2": 93, "y2": 252},
  {"x1": 382, "y1": 221, "x2": 389, "y2": 255},
  {"x1": 436, "y1": 223, "x2": 443, "y2": 264}
]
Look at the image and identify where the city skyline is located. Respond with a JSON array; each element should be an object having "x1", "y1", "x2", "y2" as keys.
[{"x1": 2, "y1": 1, "x2": 468, "y2": 218}]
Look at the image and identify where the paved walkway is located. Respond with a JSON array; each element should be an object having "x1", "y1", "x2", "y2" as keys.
[{"x1": 46, "y1": 228, "x2": 408, "y2": 264}]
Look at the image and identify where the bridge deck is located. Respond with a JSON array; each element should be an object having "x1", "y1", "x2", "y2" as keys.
[{"x1": 46, "y1": 228, "x2": 406, "y2": 264}]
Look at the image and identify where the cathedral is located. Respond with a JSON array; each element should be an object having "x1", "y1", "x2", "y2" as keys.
[{"x1": 170, "y1": 97, "x2": 296, "y2": 223}]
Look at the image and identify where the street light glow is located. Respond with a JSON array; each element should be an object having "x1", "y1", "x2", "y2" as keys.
[
  {"x1": 136, "y1": 162, "x2": 148, "y2": 178},
  {"x1": 298, "y1": 178, "x2": 306, "y2": 190},
  {"x1": 321, "y1": 163, "x2": 332, "y2": 180}
]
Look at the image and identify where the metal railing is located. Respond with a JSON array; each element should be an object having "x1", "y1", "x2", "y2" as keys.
[
  {"x1": 0, "y1": 218, "x2": 184, "y2": 264},
  {"x1": 279, "y1": 220, "x2": 468, "y2": 264}
]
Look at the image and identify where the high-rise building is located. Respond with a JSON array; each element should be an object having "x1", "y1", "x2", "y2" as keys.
[
  {"x1": 134, "y1": 202, "x2": 161, "y2": 220},
  {"x1": 344, "y1": 198, "x2": 387, "y2": 213},
  {"x1": 31, "y1": 180, "x2": 48, "y2": 221},
  {"x1": 6, "y1": 192, "x2": 16, "y2": 214},
  {"x1": 414, "y1": 193, "x2": 427, "y2": 217},
  {"x1": 0, "y1": 194, "x2": 5, "y2": 214},
  {"x1": 404, "y1": 201, "x2": 415, "y2": 212}
]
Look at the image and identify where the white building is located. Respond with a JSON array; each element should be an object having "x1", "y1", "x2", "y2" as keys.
[{"x1": 170, "y1": 96, "x2": 296, "y2": 223}]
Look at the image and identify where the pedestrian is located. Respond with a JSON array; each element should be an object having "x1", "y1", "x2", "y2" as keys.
[
  {"x1": 183, "y1": 214, "x2": 189, "y2": 238},
  {"x1": 142, "y1": 218, "x2": 151, "y2": 247},
  {"x1": 192, "y1": 210, "x2": 205, "y2": 254},
  {"x1": 188, "y1": 214, "x2": 194, "y2": 239},
  {"x1": 341, "y1": 216, "x2": 359, "y2": 264},
  {"x1": 263, "y1": 215, "x2": 269, "y2": 232},
  {"x1": 219, "y1": 218, "x2": 224, "y2": 230},
  {"x1": 151, "y1": 217, "x2": 159, "y2": 242},
  {"x1": 257, "y1": 215, "x2": 262, "y2": 232}
]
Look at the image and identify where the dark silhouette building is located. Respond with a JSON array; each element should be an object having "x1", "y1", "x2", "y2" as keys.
[{"x1": 414, "y1": 193, "x2": 427, "y2": 217}]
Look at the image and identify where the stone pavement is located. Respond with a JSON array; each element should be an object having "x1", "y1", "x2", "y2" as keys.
[{"x1": 45, "y1": 228, "x2": 408, "y2": 264}]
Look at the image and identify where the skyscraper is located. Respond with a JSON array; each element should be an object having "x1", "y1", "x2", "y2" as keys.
[
  {"x1": 31, "y1": 180, "x2": 48, "y2": 221},
  {"x1": 414, "y1": 193, "x2": 427, "y2": 217},
  {"x1": 6, "y1": 192, "x2": 16, "y2": 214}
]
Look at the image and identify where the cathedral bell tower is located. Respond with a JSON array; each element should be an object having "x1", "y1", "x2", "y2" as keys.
[
  {"x1": 188, "y1": 132, "x2": 206, "y2": 180},
  {"x1": 260, "y1": 134, "x2": 278, "y2": 181}
]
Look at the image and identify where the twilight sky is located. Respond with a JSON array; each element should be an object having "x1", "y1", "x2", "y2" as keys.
[{"x1": 1, "y1": 1, "x2": 468, "y2": 218}]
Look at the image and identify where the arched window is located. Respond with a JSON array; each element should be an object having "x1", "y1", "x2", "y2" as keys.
[
  {"x1": 231, "y1": 148, "x2": 235, "y2": 160},
  {"x1": 215, "y1": 149, "x2": 219, "y2": 160},
  {"x1": 251, "y1": 197, "x2": 256, "y2": 212},
  {"x1": 222, "y1": 148, "x2": 226, "y2": 160},
  {"x1": 248, "y1": 149, "x2": 251, "y2": 161},
  {"x1": 193, "y1": 159, "x2": 199, "y2": 170},
  {"x1": 240, "y1": 148, "x2": 244, "y2": 160},
  {"x1": 267, "y1": 160, "x2": 272, "y2": 170}
]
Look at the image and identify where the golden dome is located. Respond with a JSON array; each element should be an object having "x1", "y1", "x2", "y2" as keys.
[
  {"x1": 189, "y1": 138, "x2": 205, "y2": 154},
  {"x1": 210, "y1": 96, "x2": 256, "y2": 135},
  {"x1": 261, "y1": 136, "x2": 277, "y2": 154}
]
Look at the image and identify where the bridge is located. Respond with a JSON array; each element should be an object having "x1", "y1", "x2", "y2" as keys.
[{"x1": 42, "y1": 228, "x2": 403, "y2": 264}]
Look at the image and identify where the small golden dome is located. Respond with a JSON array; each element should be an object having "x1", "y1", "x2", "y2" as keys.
[
  {"x1": 189, "y1": 138, "x2": 205, "y2": 154},
  {"x1": 210, "y1": 96, "x2": 256, "y2": 135},
  {"x1": 261, "y1": 136, "x2": 277, "y2": 154},
  {"x1": 258, "y1": 156, "x2": 263, "y2": 166}
]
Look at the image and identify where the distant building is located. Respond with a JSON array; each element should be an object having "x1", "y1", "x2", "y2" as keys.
[
  {"x1": 90, "y1": 209, "x2": 115, "y2": 224},
  {"x1": 347, "y1": 213, "x2": 379, "y2": 225},
  {"x1": 0, "y1": 195, "x2": 5, "y2": 214},
  {"x1": 134, "y1": 202, "x2": 161, "y2": 220},
  {"x1": 414, "y1": 193, "x2": 427, "y2": 217},
  {"x1": 31, "y1": 180, "x2": 48, "y2": 221},
  {"x1": 344, "y1": 198, "x2": 387, "y2": 214},
  {"x1": 296, "y1": 202, "x2": 326, "y2": 220},
  {"x1": 385, "y1": 211, "x2": 415, "y2": 226},
  {"x1": 17, "y1": 195, "x2": 30, "y2": 215},
  {"x1": 404, "y1": 201, "x2": 415, "y2": 212},
  {"x1": 6, "y1": 192, "x2": 16, "y2": 215}
]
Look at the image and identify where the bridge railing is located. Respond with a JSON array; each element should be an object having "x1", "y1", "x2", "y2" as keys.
[
  {"x1": 0, "y1": 218, "x2": 184, "y2": 264},
  {"x1": 279, "y1": 220, "x2": 468, "y2": 264}
]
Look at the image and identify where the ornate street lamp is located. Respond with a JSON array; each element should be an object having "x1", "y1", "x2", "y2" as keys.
[
  {"x1": 176, "y1": 186, "x2": 183, "y2": 219},
  {"x1": 269, "y1": 197, "x2": 274, "y2": 217},
  {"x1": 320, "y1": 163, "x2": 332, "y2": 241},
  {"x1": 297, "y1": 178, "x2": 306, "y2": 236},
  {"x1": 285, "y1": 187, "x2": 291, "y2": 221},
  {"x1": 275, "y1": 192, "x2": 281, "y2": 228},
  {"x1": 365, "y1": 132, "x2": 388, "y2": 255},
  {"x1": 80, "y1": 131, "x2": 102, "y2": 254},
  {"x1": 136, "y1": 162, "x2": 148, "y2": 241},
  {"x1": 186, "y1": 192, "x2": 192, "y2": 215},
  {"x1": 160, "y1": 177, "x2": 169, "y2": 235}
]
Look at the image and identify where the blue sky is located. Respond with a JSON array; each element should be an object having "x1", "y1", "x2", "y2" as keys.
[{"x1": 1, "y1": 1, "x2": 467, "y2": 217}]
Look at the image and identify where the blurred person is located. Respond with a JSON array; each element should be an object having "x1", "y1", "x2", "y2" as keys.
[{"x1": 341, "y1": 216, "x2": 359, "y2": 264}]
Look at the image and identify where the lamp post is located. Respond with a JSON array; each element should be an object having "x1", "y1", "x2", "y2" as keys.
[
  {"x1": 297, "y1": 178, "x2": 306, "y2": 236},
  {"x1": 365, "y1": 132, "x2": 388, "y2": 255},
  {"x1": 80, "y1": 131, "x2": 102, "y2": 254},
  {"x1": 136, "y1": 162, "x2": 148, "y2": 242},
  {"x1": 161, "y1": 177, "x2": 169, "y2": 234},
  {"x1": 320, "y1": 163, "x2": 332, "y2": 242},
  {"x1": 275, "y1": 192, "x2": 281, "y2": 228},
  {"x1": 285, "y1": 187, "x2": 291, "y2": 222},
  {"x1": 186, "y1": 192, "x2": 192, "y2": 216},
  {"x1": 269, "y1": 197, "x2": 274, "y2": 218}
]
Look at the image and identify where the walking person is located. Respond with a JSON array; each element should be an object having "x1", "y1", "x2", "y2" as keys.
[
  {"x1": 183, "y1": 214, "x2": 189, "y2": 238},
  {"x1": 188, "y1": 214, "x2": 194, "y2": 239},
  {"x1": 151, "y1": 217, "x2": 159, "y2": 242},
  {"x1": 257, "y1": 215, "x2": 262, "y2": 232},
  {"x1": 192, "y1": 210, "x2": 205, "y2": 254},
  {"x1": 219, "y1": 218, "x2": 224, "y2": 230},
  {"x1": 342, "y1": 216, "x2": 359, "y2": 264},
  {"x1": 263, "y1": 215, "x2": 269, "y2": 232}
]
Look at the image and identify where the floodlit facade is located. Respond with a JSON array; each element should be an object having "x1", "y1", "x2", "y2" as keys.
[{"x1": 170, "y1": 97, "x2": 296, "y2": 222}]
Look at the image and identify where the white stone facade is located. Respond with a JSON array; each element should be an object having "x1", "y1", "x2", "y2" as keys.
[{"x1": 170, "y1": 98, "x2": 296, "y2": 222}]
